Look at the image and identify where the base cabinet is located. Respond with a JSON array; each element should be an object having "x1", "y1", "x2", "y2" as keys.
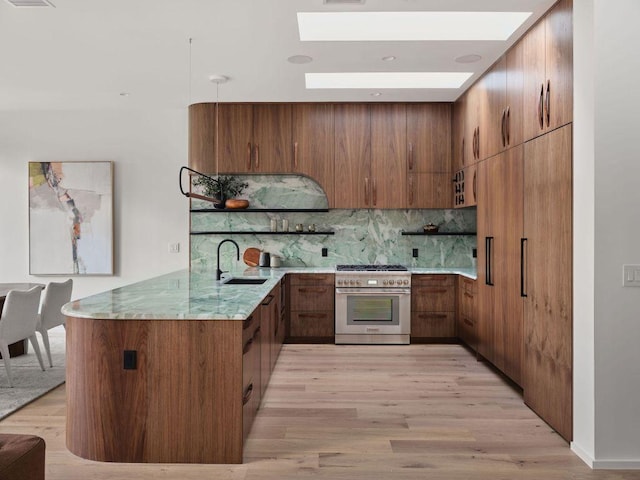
[
  {"x1": 411, "y1": 275, "x2": 456, "y2": 341},
  {"x1": 288, "y1": 274, "x2": 335, "y2": 342},
  {"x1": 456, "y1": 276, "x2": 477, "y2": 351}
]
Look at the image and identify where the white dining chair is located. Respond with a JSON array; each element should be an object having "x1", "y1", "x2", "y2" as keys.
[
  {"x1": 0, "y1": 286, "x2": 45, "y2": 388},
  {"x1": 36, "y1": 279, "x2": 72, "y2": 367}
]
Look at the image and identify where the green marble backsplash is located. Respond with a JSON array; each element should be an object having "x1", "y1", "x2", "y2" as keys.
[{"x1": 189, "y1": 175, "x2": 477, "y2": 272}]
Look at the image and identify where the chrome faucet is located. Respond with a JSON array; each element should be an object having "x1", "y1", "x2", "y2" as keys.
[{"x1": 216, "y1": 239, "x2": 240, "y2": 281}]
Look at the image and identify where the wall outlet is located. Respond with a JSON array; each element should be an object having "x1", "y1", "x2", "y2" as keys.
[
  {"x1": 322, "y1": 247, "x2": 328, "y2": 257},
  {"x1": 123, "y1": 350, "x2": 137, "y2": 370},
  {"x1": 412, "y1": 248, "x2": 419, "y2": 258},
  {"x1": 623, "y1": 265, "x2": 640, "y2": 287},
  {"x1": 168, "y1": 242, "x2": 180, "y2": 253}
]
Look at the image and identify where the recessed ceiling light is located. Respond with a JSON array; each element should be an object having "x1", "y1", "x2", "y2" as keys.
[
  {"x1": 297, "y1": 11, "x2": 532, "y2": 41},
  {"x1": 305, "y1": 72, "x2": 472, "y2": 89},
  {"x1": 382, "y1": 56, "x2": 396, "y2": 62},
  {"x1": 371, "y1": 92, "x2": 382, "y2": 97},
  {"x1": 119, "y1": 92, "x2": 130, "y2": 97},
  {"x1": 455, "y1": 54, "x2": 482, "y2": 64},
  {"x1": 288, "y1": 55, "x2": 313, "y2": 64}
]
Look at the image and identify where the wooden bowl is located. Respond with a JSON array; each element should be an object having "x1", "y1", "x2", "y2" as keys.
[
  {"x1": 423, "y1": 223, "x2": 439, "y2": 233},
  {"x1": 225, "y1": 199, "x2": 250, "y2": 209}
]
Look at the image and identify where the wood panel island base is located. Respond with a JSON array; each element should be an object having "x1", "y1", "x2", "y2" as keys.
[{"x1": 66, "y1": 316, "x2": 245, "y2": 464}]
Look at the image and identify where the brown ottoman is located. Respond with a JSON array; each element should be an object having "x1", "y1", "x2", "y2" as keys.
[{"x1": 0, "y1": 434, "x2": 45, "y2": 480}]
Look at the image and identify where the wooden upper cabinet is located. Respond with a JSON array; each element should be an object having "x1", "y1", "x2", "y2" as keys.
[
  {"x1": 464, "y1": 82, "x2": 481, "y2": 164},
  {"x1": 334, "y1": 104, "x2": 371, "y2": 209},
  {"x1": 189, "y1": 103, "x2": 292, "y2": 174},
  {"x1": 481, "y1": 57, "x2": 507, "y2": 160},
  {"x1": 371, "y1": 104, "x2": 407, "y2": 208},
  {"x1": 406, "y1": 103, "x2": 451, "y2": 173},
  {"x1": 408, "y1": 173, "x2": 451, "y2": 209},
  {"x1": 292, "y1": 104, "x2": 335, "y2": 207},
  {"x1": 217, "y1": 103, "x2": 253, "y2": 173},
  {"x1": 452, "y1": 96, "x2": 466, "y2": 173},
  {"x1": 523, "y1": 0, "x2": 573, "y2": 140},
  {"x1": 252, "y1": 104, "x2": 292, "y2": 173},
  {"x1": 505, "y1": 40, "x2": 525, "y2": 148}
]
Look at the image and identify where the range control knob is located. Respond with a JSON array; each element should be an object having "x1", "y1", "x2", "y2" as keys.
[
  {"x1": 337, "y1": 280, "x2": 342, "y2": 286},
  {"x1": 403, "y1": 279, "x2": 409, "y2": 285},
  {"x1": 356, "y1": 280, "x2": 361, "y2": 286},
  {"x1": 388, "y1": 279, "x2": 395, "y2": 285},
  {"x1": 383, "y1": 280, "x2": 388, "y2": 286},
  {"x1": 349, "y1": 280, "x2": 355, "y2": 286}
]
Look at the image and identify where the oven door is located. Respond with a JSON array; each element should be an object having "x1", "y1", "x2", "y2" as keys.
[{"x1": 335, "y1": 288, "x2": 411, "y2": 337}]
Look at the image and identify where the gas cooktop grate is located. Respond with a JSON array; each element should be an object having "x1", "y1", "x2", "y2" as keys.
[{"x1": 336, "y1": 264, "x2": 408, "y2": 272}]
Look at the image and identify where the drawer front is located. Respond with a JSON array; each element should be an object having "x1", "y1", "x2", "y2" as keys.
[
  {"x1": 289, "y1": 274, "x2": 335, "y2": 287},
  {"x1": 457, "y1": 315, "x2": 477, "y2": 349},
  {"x1": 242, "y1": 381, "x2": 257, "y2": 442},
  {"x1": 412, "y1": 274, "x2": 455, "y2": 287},
  {"x1": 412, "y1": 286, "x2": 455, "y2": 311},
  {"x1": 411, "y1": 312, "x2": 456, "y2": 337},
  {"x1": 289, "y1": 285, "x2": 334, "y2": 311},
  {"x1": 290, "y1": 311, "x2": 334, "y2": 337},
  {"x1": 459, "y1": 289, "x2": 476, "y2": 318}
]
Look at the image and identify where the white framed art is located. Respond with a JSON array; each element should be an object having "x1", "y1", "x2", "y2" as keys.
[{"x1": 28, "y1": 161, "x2": 114, "y2": 275}]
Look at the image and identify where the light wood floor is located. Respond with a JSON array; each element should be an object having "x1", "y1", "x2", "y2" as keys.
[{"x1": 1, "y1": 344, "x2": 638, "y2": 479}]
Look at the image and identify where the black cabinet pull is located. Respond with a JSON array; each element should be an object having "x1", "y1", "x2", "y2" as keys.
[
  {"x1": 242, "y1": 383, "x2": 254, "y2": 406},
  {"x1": 261, "y1": 294, "x2": 275, "y2": 306},
  {"x1": 485, "y1": 236, "x2": 494, "y2": 286},
  {"x1": 520, "y1": 238, "x2": 528, "y2": 297}
]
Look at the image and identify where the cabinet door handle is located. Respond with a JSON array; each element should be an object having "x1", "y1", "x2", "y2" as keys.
[
  {"x1": 476, "y1": 126, "x2": 480, "y2": 159},
  {"x1": 418, "y1": 313, "x2": 448, "y2": 319},
  {"x1": 501, "y1": 109, "x2": 506, "y2": 147},
  {"x1": 424, "y1": 288, "x2": 448, "y2": 294},
  {"x1": 408, "y1": 175, "x2": 414, "y2": 206},
  {"x1": 408, "y1": 142, "x2": 414, "y2": 171},
  {"x1": 506, "y1": 106, "x2": 511, "y2": 145},
  {"x1": 545, "y1": 79, "x2": 551, "y2": 128},
  {"x1": 364, "y1": 177, "x2": 370, "y2": 205},
  {"x1": 372, "y1": 179, "x2": 377, "y2": 206},
  {"x1": 246, "y1": 142, "x2": 252, "y2": 171},
  {"x1": 254, "y1": 144, "x2": 260, "y2": 170},
  {"x1": 463, "y1": 292, "x2": 474, "y2": 300},
  {"x1": 538, "y1": 83, "x2": 545, "y2": 130},
  {"x1": 243, "y1": 314, "x2": 255, "y2": 330},
  {"x1": 242, "y1": 383, "x2": 254, "y2": 406},
  {"x1": 472, "y1": 169, "x2": 477, "y2": 203},
  {"x1": 293, "y1": 141, "x2": 298, "y2": 169},
  {"x1": 485, "y1": 236, "x2": 494, "y2": 286},
  {"x1": 461, "y1": 138, "x2": 465, "y2": 166},
  {"x1": 463, "y1": 317, "x2": 474, "y2": 327},
  {"x1": 261, "y1": 294, "x2": 274, "y2": 306},
  {"x1": 521, "y1": 238, "x2": 528, "y2": 297}
]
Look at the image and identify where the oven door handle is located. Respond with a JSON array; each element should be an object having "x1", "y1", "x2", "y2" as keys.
[{"x1": 335, "y1": 288, "x2": 411, "y2": 295}]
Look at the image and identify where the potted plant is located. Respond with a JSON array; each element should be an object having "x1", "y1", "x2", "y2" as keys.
[{"x1": 193, "y1": 174, "x2": 249, "y2": 209}]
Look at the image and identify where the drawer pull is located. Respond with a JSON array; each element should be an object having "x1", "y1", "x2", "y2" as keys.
[
  {"x1": 463, "y1": 317, "x2": 474, "y2": 327},
  {"x1": 463, "y1": 292, "x2": 474, "y2": 299},
  {"x1": 298, "y1": 313, "x2": 328, "y2": 319},
  {"x1": 242, "y1": 337, "x2": 254, "y2": 355},
  {"x1": 242, "y1": 383, "x2": 254, "y2": 406},
  {"x1": 418, "y1": 313, "x2": 448, "y2": 319},
  {"x1": 243, "y1": 315, "x2": 255, "y2": 330},
  {"x1": 298, "y1": 288, "x2": 327, "y2": 294},
  {"x1": 261, "y1": 294, "x2": 275, "y2": 306}
]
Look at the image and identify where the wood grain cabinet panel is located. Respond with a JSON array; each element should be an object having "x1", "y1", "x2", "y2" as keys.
[
  {"x1": 288, "y1": 274, "x2": 335, "y2": 341},
  {"x1": 292, "y1": 103, "x2": 335, "y2": 206},
  {"x1": 408, "y1": 172, "x2": 452, "y2": 209},
  {"x1": 334, "y1": 104, "x2": 372, "y2": 209},
  {"x1": 411, "y1": 275, "x2": 456, "y2": 341},
  {"x1": 523, "y1": 124, "x2": 572, "y2": 442},
  {"x1": 457, "y1": 276, "x2": 478, "y2": 351},
  {"x1": 406, "y1": 103, "x2": 451, "y2": 173}
]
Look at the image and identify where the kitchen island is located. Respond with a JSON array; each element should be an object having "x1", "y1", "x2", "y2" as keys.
[{"x1": 63, "y1": 266, "x2": 475, "y2": 464}]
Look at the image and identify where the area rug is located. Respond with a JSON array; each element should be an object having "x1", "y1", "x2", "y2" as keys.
[{"x1": 0, "y1": 325, "x2": 65, "y2": 420}]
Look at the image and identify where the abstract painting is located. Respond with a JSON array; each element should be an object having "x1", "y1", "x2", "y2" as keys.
[{"x1": 29, "y1": 161, "x2": 113, "y2": 275}]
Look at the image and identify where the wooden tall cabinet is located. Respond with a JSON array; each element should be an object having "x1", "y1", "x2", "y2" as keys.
[
  {"x1": 292, "y1": 104, "x2": 335, "y2": 206},
  {"x1": 523, "y1": 0, "x2": 573, "y2": 141},
  {"x1": 523, "y1": 124, "x2": 572, "y2": 442},
  {"x1": 477, "y1": 146, "x2": 525, "y2": 386}
]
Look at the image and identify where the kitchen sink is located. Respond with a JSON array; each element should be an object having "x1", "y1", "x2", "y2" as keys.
[{"x1": 222, "y1": 277, "x2": 268, "y2": 285}]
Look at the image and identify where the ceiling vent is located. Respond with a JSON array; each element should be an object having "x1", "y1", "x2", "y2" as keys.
[
  {"x1": 5, "y1": 0, "x2": 55, "y2": 6},
  {"x1": 323, "y1": 0, "x2": 365, "y2": 4}
]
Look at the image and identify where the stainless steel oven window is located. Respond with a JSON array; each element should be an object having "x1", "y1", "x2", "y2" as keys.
[{"x1": 346, "y1": 295, "x2": 400, "y2": 326}]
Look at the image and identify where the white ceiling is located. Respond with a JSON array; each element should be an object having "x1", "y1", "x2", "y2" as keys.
[{"x1": 0, "y1": 0, "x2": 557, "y2": 111}]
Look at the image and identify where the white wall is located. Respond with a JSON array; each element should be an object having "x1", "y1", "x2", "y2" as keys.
[
  {"x1": 0, "y1": 109, "x2": 189, "y2": 300},
  {"x1": 574, "y1": 0, "x2": 640, "y2": 468}
]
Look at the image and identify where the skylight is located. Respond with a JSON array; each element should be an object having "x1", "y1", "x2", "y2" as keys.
[
  {"x1": 297, "y1": 11, "x2": 532, "y2": 41},
  {"x1": 305, "y1": 72, "x2": 473, "y2": 90}
]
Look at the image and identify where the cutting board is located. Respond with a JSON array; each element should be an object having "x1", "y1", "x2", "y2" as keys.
[{"x1": 243, "y1": 248, "x2": 261, "y2": 267}]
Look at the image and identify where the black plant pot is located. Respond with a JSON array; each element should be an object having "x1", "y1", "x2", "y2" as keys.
[{"x1": 213, "y1": 193, "x2": 226, "y2": 209}]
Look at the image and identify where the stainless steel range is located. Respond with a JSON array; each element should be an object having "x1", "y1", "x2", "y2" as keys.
[{"x1": 335, "y1": 265, "x2": 411, "y2": 345}]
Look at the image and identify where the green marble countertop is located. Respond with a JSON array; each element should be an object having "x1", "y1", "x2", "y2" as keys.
[{"x1": 62, "y1": 266, "x2": 476, "y2": 321}]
